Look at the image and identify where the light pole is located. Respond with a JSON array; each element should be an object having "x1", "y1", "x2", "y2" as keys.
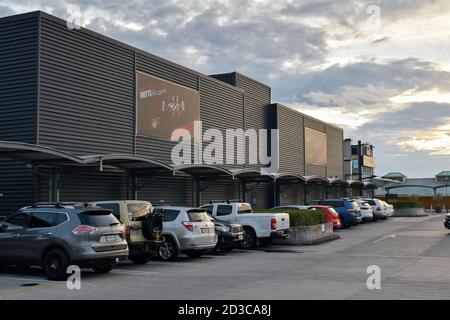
[{"x1": 445, "y1": 177, "x2": 449, "y2": 213}]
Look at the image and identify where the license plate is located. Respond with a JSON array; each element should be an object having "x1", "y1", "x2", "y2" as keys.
[
  {"x1": 201, "y1": 228, "x2": 210, "y2": 234},
  {"x1": 103, "y1": 235, "x2": 119, "y2": 243},
  {"x1": 131, "y1": 229, "x2": 140, "y2": 236},
  {"x1": 238, "y1": 234, "x2": 244, "y2": 240}
]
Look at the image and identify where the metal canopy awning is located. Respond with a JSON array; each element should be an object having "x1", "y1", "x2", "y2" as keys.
[
  {"x1": 363, "y1": 181, "x2": 378, "y2": 189},
  {"x1": 80, "y1": 154, "x2": 174, "y2": 174},
  {"x1": 305, "y1": 175, "x2": 330, "y2": 184},
  {"x1": 230, "y1": 168, "x2": 274, "y2": 182},
  {"x1": 173, "y1": 164, "x2": 233, "y2": 178},
  {"x1": 273, "y1": 173, "x2": 306, "y2": 183},
  {"x1": 370, "y1": 177, "x2": 402, "y2": 188},
  {"x1": 0, "y1": 141, "x2": 176, "y2": 174},
  {"x1": 0, "y1": 141, "x2": 86, "y2": 165},
  {"x1": 328, "y1": 178, "x2": 349, "y2": 186},
  {"x1": 348, "y1": 180, "x2": 365, "y2": 187}
]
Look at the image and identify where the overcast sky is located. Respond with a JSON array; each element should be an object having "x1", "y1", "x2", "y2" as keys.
[{"x1": 1, "y1": 0, "x2": 449, "y2": 178}]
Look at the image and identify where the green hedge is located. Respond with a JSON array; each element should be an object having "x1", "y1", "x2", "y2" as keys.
[
  {"x1": 254, "y1": 208, "x2": 328, "y2": 227},
  {"x1": 393, "y1": 201, "x2": 423, "y2": 209}
]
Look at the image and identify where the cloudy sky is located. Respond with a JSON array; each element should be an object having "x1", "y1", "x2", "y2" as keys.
[{"x1": 1, "y1": 0, "x2": 450, "y2": 178}]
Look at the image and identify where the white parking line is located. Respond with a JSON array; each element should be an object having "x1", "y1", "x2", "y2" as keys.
[
  {"x1": 111, "y1": 269, "x2": 159, "y2": 276},
  {"x1": 373, "y1": 234, "x2": 397, "y2": 243},
  {"x1": 149, "y1": 262, "x2": 202, "y2": 267}
]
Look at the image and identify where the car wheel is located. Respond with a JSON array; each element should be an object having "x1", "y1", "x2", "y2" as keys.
[
  {"x1": 92, "y1": 265, "x2": 113, "y2": 274},
  {"x1": 241, "y1": 229, "x2": 257, "y2": 249},
  {"x1": 186, "y1": 250, "x2": 204, "y2": 258},
  {"x1": 158, "y1": 238, "x2": 178, "y2": 261},
  {"x1": 43, "y1": 248, "x2": 70, "y2": 281},
  {"x1": 129, "y1": 254, "x2": 150, "y2": 265}
]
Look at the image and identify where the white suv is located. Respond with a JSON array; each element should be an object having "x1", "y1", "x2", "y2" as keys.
[
  {"x1": 156, "y1": 206, "x2": 217, "y2": 261},
  {"x1": 363, "y1": 198, "x2": 389, "y2": 220}
]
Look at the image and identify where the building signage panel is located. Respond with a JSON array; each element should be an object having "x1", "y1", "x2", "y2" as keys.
[{"x1": 136, "y1": 72, "x2": 200, "y2": 140}]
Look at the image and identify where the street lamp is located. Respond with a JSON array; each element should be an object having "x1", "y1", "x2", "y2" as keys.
[
  {"x1": 436, "y1": 172, "x2": 450, "y2": 214},
  {"x1": 445, "y1": 177, "x2": 449, "y2": 213}
]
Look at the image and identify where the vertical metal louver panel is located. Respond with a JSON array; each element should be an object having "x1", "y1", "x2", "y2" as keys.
[
  {"x1": 0, "y1": 13, "x2": 39, "y2": 217},
  {"x1": 276, "y1": 105, "x2": 304, "y2": 174},
  {"x1": 326, "y1": 125, "x2": 344, "y2": 178},
  {"x1": 235, "y1": 73, "x2": 271, "y2": 104},
  {"x1": 38, "y1": 17, "x2": 135, "y2": 155},
  {"x1": 0, "y1": 14, "x2": 38, "y2": 144},
  {"x1": 0, "y1": 159, "x2": 35, "y2": 219}
]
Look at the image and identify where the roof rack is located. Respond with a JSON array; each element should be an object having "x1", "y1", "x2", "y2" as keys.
[
  {"x1": 31, "y1": 202, "x2": 87, "y2": 208},
  {"x1": 209, "y1": 199, "x2": 243, "y2": 204}
]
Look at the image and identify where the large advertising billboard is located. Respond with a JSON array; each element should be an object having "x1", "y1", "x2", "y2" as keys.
[
  {"x1": 136, "y1": 72, "x2": 200, "y2": 140},
  {"x1": 305, "y1": 127, "x2": 327, "y2": 166}
]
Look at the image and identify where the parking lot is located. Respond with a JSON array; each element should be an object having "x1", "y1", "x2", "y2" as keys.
[{"x1": 1, "y1": 214, "x2": 449, "y2": 300}]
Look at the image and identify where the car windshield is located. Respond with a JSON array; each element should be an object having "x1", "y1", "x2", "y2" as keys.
[
  {"x1": 238, "y1": 203, "x2": 252, "y2": 214},
  {"x1": 187, "y1": 210, "x2": 210, "y2": 222},
  {"x1": 78, "y1": 210, "x2": 119, "y2": 227},
  {"x1": 349, "y1": 201, "x2": 359, "y2": 209},
  {"x1": 365, "y1": 200, "x2": 376, "y2": 205},
  {"x1": 127, "y1": 202, "x2": 153, "y2": 219}
]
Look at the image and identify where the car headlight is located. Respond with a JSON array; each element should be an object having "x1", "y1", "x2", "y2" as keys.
[{"x1": 216, "y1": 225, "x2": 229, "y2": 232}]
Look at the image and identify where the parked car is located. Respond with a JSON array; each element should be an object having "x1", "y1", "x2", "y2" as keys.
[
  {"x1": 362, "y1": 198, "x2": 389, "y2": 220},
  {"x1": 156, "y1": 206, "x2": 217, "y2": 260},
  {"x1": 354, "y1": 199, "x2": 374, "y2": 222},
  {"x1": 273, "y1": 205, "x2": 342, "y2": 229},
  {"x1": 307, "y1": 199, "x2": 362, "y2": 227},
  {"x1": 382, "y1": 201, "x2": 395, "y2": 216},
  {"x1": 201, "y1": 202, "x2": 290, "y2": 249},
  {"x1": 443, "y1": 213, "x2": 450, "y2": 229},
  {"x1": 210, "y1": 216, "x2": 245, "y2": 252},
  {"x1": 90, "y1": 200, "x2": 163, "y2": 264},
  {"x1": 0, "y1": 203, "x2": 128, "y2": 280}
]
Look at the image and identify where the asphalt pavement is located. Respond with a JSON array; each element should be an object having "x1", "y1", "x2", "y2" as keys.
[{"x1": 1, "y1": 214, "x2": 450, "y2": 300}]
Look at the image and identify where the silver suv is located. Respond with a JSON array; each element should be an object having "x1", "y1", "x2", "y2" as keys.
[
  {"x1": 156, "y1": 206, "x2": 217, "y2": 261},
  {"x1": 0, "y1": 203, "x2": 128, "y2": 280}
]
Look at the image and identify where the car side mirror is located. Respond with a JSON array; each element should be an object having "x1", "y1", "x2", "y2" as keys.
[{"x1": 0, "y1": 223, "x2": 7, "y2": 233}]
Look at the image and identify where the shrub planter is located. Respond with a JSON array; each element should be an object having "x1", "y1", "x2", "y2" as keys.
[
  {"x1": 394, "y1": 208, "x2": 428, "y2": 217},
  {"x1": 273, "y1": 222, "x2": 339, "y2": 246}
]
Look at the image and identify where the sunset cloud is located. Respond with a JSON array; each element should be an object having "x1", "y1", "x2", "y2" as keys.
[{"x1": 1, "y1": 0, "x2": 450, "y2": 177}]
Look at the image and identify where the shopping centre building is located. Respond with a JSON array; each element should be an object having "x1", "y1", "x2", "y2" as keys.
[{"x1": 0, "y1": 11, "x2": 376, "y2": 217}]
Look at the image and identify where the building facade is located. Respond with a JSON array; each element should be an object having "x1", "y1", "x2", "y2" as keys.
[
  {"x1": 0, "y1": 11, "x2": 356, "y2": 218},
  {"x1": 344, "y1": 139, "x2": 376, "y2": 181}
]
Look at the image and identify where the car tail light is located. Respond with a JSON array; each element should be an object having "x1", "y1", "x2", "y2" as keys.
[
  {"x1": 125, "y1": 226, "x2": 130, "y2": 241},
  {"x1": 72, "y1": 225, "x2": 97, "y2": 234},
  {"x1": 182, "y1": 221, "x2": 193, "y2": 231},
  {"x1": 347, "y1": 209, "x2": 356, "y2": 214},
  {"x1": 271, "y1": 218, "x2": 277, "y2": 230},
  {"x1": 361, "y1": 207, "x2": 369, "y2": 210}
]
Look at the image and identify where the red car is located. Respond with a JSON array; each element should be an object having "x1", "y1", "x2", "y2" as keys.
[{"x1": 308, "y1": 205, "x2": 342, "y2": 229}]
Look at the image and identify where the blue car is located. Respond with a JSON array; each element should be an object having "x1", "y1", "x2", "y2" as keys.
[{"x1": 307, "y1": 199, "x2": 362, "y2": 227}]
